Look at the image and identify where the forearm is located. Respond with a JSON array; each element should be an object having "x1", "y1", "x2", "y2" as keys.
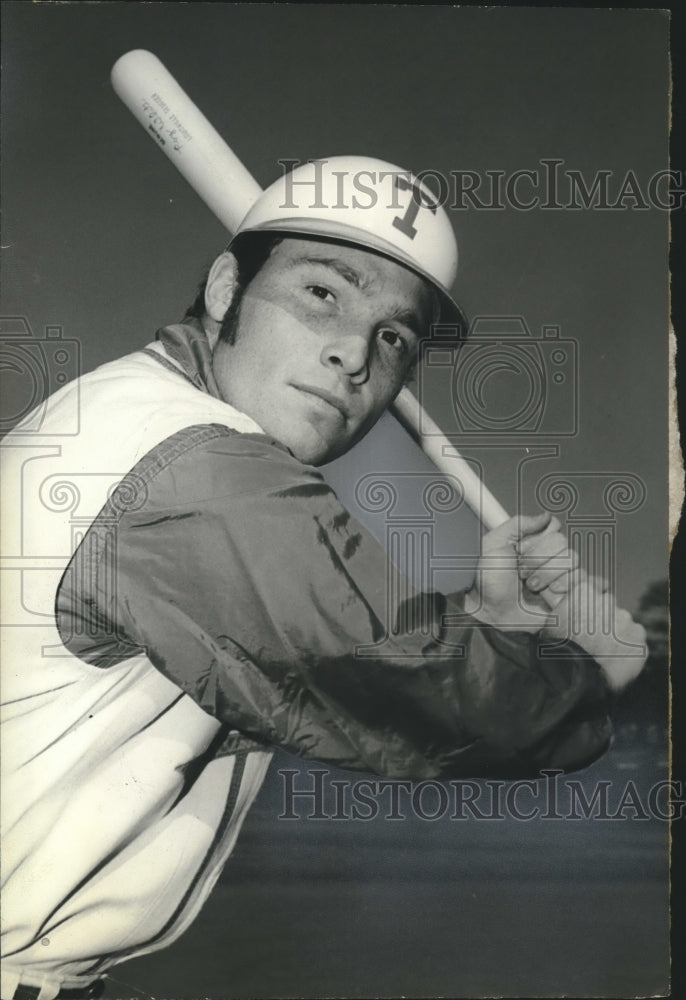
[{"x1": 114, "y1": 589, "x2": 613, "y2": 781}]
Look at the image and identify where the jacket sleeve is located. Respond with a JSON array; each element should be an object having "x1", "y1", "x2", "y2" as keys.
[{"x1": 57, "y1": 424, "x2": 613, "y2": 780}]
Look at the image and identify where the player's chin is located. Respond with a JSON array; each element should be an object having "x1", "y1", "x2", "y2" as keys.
[
  {"x1": 293, "y1": 436, "x2": 354, "y2": 467},
  {"x1": 281, "y1": 399, "x2": 386, "y2": 464},
  {"x1": 286, "y1": 423, "x2": 366, "y2": 467}
]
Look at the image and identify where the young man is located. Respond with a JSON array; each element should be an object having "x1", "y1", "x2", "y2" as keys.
[{"x1": 0, "y1": 158, "x2": 645, "y2": 1000}]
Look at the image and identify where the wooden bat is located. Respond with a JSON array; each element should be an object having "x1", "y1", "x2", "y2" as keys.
[{"x1": 111, "y1": 49, "x2": 510, "y2": 531}]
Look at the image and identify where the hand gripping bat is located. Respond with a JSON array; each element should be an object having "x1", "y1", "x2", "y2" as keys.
[{"x1": 110, "y1": 49, "x2": 510, "y2": 531}]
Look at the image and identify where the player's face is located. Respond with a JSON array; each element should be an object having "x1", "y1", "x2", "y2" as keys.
[{"x1": 211, "y1": 238, "x2": 433, "y2": 465}]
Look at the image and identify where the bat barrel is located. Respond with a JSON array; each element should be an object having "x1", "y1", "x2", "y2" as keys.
[{"x1": 111, "y1": 50, "x2": 262, "y2": 233}]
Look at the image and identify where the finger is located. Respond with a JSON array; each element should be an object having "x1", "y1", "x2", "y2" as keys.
[
  {"x1": 517, "y1": 533, "x2": 571, "y2": 578},
  {"x1": 543, "y1": 566, "x2": 587, "y2": 595},
  {"x1": 517, "y1": 515, "x2": 562, "y2": 551},
  {"x1": 482, "y1": 511, "x2": 550, "y2": 552},
  {"x1": 569, "y1": 573, "x2": 612, "y2": 598},
  {"x1": 515, "y1": 512, "x2": 554, "y2": 543},
  {"x1": 537, "y1": 584, "x2": 566, "y2": 609},
  {"x1": 521, "y1": 547, "x2": 579, "y2": 591},
  {"x1": 535, "y1": 569, "x2": 607, "y2": 618}
]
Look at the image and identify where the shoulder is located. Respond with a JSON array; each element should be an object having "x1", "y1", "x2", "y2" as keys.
[{"x1": 113, "y1": 424, "x2": 334, "y2": 516}]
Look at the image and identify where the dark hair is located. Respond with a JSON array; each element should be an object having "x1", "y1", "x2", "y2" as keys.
[{"x1": 183, "y1": 232, "x2": 283, "y2": 322}]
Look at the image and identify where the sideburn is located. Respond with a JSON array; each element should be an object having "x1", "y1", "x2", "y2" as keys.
[{"x1": 217, "y1": 284, "x2": 246, "y2": 346}]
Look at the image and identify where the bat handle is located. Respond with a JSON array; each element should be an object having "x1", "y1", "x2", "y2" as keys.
[
  {"x1": 392, "y1": 389, "x2": 562, "y2": 617},
  {"x1": 391, "y1": 387, "x2": 510, "y2": 532}
]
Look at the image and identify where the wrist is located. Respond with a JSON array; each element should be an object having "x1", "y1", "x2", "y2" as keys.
[{"x1": 463, "y1": 587, "x2": 493, "y2": 624}]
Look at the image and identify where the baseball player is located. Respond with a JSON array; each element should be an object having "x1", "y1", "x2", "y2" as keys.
[{"x1": 0, "y1": 158, "x2": 646, "y2": 1000}]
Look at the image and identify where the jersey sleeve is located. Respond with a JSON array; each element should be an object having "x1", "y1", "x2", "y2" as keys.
[{"x1": 57, "y1": 424, "x2": 613, "y2": 780}]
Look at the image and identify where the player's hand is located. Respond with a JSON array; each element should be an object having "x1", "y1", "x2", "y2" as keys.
[
  {"x1": 543, "y1": 574, "x2": 648, "y2": 693},
  {"x1": 464, "y1": 512, "x2": 576, "y2": 632},
  {"x1": 464, "y1": 511, "x2": 648, "y2": 693}
]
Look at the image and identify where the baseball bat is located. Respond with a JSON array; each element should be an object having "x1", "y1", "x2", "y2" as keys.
[
  {"x1": 111, "y1": 49, "x2": 262, "y2": 233},
  {"x1": 110, "y1": 49, "x2": 510, "y2": 531}
]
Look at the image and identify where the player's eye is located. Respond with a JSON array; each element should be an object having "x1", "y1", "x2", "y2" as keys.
[
  {"x1": 378, "y1": 328, "x2": 407, "y2": 354},
  {"x1": 306, "y1": 285, "x2": 336, "y2": 303}
]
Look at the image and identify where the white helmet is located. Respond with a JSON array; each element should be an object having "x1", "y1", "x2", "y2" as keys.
[{"x1": 230, "y1": 155, "x2": 467, "y2": 331}]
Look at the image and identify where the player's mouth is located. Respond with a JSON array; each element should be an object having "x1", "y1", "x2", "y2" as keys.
[{"x1": 290, "y1": 383, "x2": 351, "y2": 420}]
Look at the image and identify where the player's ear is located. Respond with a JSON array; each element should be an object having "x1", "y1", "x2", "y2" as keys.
[{"x1": 205, "y1": 251, "x2": 239, "y2": 322}]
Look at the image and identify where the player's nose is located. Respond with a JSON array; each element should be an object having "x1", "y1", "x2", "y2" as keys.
[{"x1": 320, "y1": 332, "x2": 371, "y2": 384}]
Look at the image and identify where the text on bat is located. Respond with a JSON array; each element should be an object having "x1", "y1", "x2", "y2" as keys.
[{"x1": 141, "y1": 99, "x2": 192, "y2": 153}]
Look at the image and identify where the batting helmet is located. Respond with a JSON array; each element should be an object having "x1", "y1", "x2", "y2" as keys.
[{"x1": 230, "y1": 156, "x2": 467, "y2": 333}]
